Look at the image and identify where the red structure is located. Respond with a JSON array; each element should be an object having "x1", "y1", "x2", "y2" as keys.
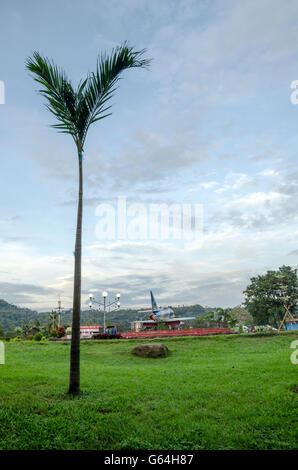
[
  {"x1": 121, "y1": 327, "x2": 231, "y2": 339},
  {"x1": 141, "y1": 320, "x2": 181, "y2": 328}
]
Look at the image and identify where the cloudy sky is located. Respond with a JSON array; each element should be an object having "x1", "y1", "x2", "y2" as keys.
[{"x1": 0, "y1": 0, "x2": 298, "y2": 312}]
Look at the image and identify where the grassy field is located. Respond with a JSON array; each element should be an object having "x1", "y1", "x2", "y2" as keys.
[{"x1": 0, "y1": 333, "x2": 297, "y2": 450}]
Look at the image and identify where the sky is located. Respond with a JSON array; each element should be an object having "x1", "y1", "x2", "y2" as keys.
[{"x1": 0, "y1": 0, "x2": 298, "y2": 312}]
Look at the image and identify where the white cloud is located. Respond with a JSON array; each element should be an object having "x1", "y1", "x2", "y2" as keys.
[
  {"x1": 258, "y1": 169, "x2": 280, "y2": 177},
  {"x1": 188, "y1": 181, "x2": 219, "y2": 192},
  {"x1": 215, "y1": 173, "x2": 252, "y2": 193},
  {"x1": 225, "y1": 191, "x2": 289, "y2": 209}
]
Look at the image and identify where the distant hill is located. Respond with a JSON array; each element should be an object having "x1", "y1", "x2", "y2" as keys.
[
  {"x1": 0, "y1": 299, "x2": 207, "y2": 333},
  {"x1": 0, "y1": 299, "x2": 41, "y2": 332}
]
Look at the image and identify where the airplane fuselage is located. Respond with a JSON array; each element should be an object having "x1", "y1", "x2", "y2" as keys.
[{"x1": 150, "y1": 308, "x2": 174, "y2": 321}]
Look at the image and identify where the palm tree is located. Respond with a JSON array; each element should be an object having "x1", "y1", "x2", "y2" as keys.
[
  {"x1": 26, "y1": 43, "x2": 150, "y2": 395},
  {"x1": 20, "y1": 321, "x2": 31, "y2": 339},
  {"x1": 48, "y1": 310, "x2": 58, "y2": 331},
  {"x1": 215, "y1": 307, "x2": 237, "y2": 328}
]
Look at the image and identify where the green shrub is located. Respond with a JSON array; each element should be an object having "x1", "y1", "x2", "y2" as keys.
[{"x1": 34, "y1": 332, "x2": 43, "y2": 341}]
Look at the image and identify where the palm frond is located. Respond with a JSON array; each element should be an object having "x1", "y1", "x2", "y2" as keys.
[
  {"x1": 26, "y1": 43, "x2": 151, "y2": 150},
  {"x1": 26, "y1": 52, "x2": 80, "y2": 143},
  {"x1": 80, "y1": 42, "x2": 151, "y2": 145}
]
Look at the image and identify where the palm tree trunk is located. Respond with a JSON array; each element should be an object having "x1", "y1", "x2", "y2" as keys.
[{"x1": 69, "y1": 150, "x2": 83, "y2": 395}]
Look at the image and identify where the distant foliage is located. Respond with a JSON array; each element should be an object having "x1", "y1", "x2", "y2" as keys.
[
  {"x1": 173, "y1": 304, "x2": 206, "y2": 317},
  {"x1": 230, "y1": 305, "x2": 253, "y2": 326},
  {"x1": 244, "y1": 265, "x2": 298, "y2": 327},
  {"x1": 195, "y1": 308, "x2": 237, "y2": 328},
  {"x1": 0, "y1": 299, "x2": 39, "y2": 331},
  {"x1": 0, "y1": 301, "x2": 208, "y2": 332}
]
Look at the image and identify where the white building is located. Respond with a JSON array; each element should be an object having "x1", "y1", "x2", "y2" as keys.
[{"x1": 66, "y1": 325, "x2": 103, "y2": 339}]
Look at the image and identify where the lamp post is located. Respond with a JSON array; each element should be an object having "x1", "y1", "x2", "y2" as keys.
[{"x1": 88, "y1": 291, "x2": 121, "y2": 331}]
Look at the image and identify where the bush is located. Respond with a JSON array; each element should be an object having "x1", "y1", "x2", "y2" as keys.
[
  {"x1": 12, "y1": 336, "x2": 22, "y2": 342},
  {"x1": 50, "y1": 329, "x2": 58, "y2": 338},
  {"x1": 34, "y1": 332, "x2": 43, "y2": 341},
  {"x1": 28, "y1": 334, "x2": 34, "y2": 341},
  {"x1": 57, "y1": 326, "x2": 66, "y2": 338}
]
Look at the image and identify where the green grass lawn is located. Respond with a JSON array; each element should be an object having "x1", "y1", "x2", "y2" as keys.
[{"x1": 0, "y1": 333, "x2": 297, "y2": 450}]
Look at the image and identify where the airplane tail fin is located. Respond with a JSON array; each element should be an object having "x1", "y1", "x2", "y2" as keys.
[{"x1": 150, "y1": 291, "x2": 158, "y2": 311}]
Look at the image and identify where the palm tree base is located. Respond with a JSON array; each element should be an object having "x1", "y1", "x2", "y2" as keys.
[{"x1": 68, "y1": 384, "x2": 80, "y2": 395}]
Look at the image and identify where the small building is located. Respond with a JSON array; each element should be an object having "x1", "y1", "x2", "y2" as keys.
[
  {"x1": 286, "y1": 319, "x2": 298, "y2": 331},
  {"x1": 66, "y1": 325, "x2": 103, "y2": 339}
]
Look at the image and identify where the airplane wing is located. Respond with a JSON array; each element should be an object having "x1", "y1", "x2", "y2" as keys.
[
  {"x1": 137, "y1": 317, "x2": 195, "y2": 324},
  {"x1": 137, "y1": 319, "x2": 157, "y2": 324}
]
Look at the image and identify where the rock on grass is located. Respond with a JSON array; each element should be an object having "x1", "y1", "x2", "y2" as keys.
[{"x1": 132, "y1": 343, "x2": 168, "y2": 358}]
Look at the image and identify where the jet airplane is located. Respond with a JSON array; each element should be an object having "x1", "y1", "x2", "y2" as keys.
[{"x1": 137, "y1": 291, "x2": 195, "y2": 327}]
